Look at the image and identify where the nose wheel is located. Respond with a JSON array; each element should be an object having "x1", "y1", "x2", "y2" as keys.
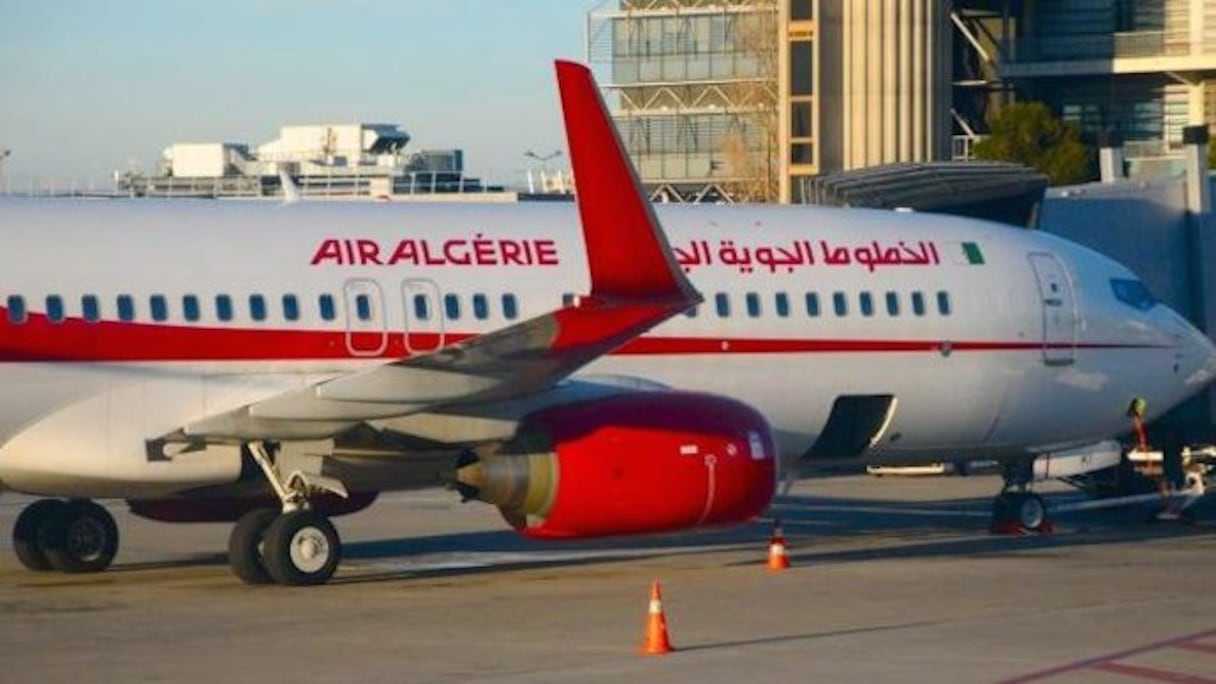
[
  {"x1": 990, "y1": 457, "x2": 1053, "y2": 535},
  {"x1": 991, "y1": 491, "x2": 1050, "y2": 533}
]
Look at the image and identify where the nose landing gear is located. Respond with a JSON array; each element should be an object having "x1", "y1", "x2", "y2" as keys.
[
  {"x1": 990, "y1": 458, "x2": 1054, "y2": 535},
  {"x1": 991, "y1": 490, "x2": 1052, "y2": 534}
]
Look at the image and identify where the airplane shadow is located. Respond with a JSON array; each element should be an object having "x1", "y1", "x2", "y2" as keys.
[
  {"x1": 94, "y1": 487, "x2": 1214, "y2": 584},
  {"x1": 105, "y1": 553, "x2": 228, "y2": 573},
  {"x1": 327, "y1": 489, "x2": 1216, "y2": 586}
]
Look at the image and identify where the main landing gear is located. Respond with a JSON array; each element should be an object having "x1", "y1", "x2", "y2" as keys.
[
  {"x1": 11, "y1": 498, "x2": 119, "y2": 573},
  {"x1": 226, "y1": 442, "x2": 347, "y2": 587},
  {"x1": 990, "y1": 457, "x2": 1053, "y2": 535}
]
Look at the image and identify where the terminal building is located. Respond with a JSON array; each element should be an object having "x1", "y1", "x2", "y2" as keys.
[
  {"x1": 588, "y1": 0, "x2": 954, "y2": 203},
  {"x1": 588, "y1": 0, "x2": 1216, "y2": 201},
  {"x1": 954, "y1": 0, "x2": 1216, "y2": 177},
  {"x1": 588, "y1": 0, "x2": 1216, "y2": 440},
  {"x1": 121, "y1": 123, "x2": 503, "y2": 200}
]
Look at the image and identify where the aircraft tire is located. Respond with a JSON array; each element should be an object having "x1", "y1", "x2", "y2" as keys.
[
  {"x1": 228, "y1": 508, "x2": 280, "y2": 585},
  {"x1": 12, "y1": 499, "x2": 66, "y2": 571},
  {"x1": 40, "y1": 500, "x2": 119, "y2": 573},
  {"x1": 1015, "y1": 493, "x2": 1047, "y2": 530},
  {"x1": 991, "y1": 493, "x2": 1015, "y2": 525},
  {"x1": 262, "y1": 510, "x2": 341, "y2": 586}
]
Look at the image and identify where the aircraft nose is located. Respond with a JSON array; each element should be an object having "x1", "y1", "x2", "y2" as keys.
[
  {"x1": 1191, "y1": 330, "x2": 1216, "y2": 389},
  {"x1": 1178, "y1": 318, "x2": 1216, "y2": 390}
]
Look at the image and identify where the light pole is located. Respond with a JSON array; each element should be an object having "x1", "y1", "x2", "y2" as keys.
[
  {"x1": 525, "y1": 149, "x2": 563, "y2": 166},
  {"x1": 0, "y1": 149, "x2": 10, "y2": 195},
  {"x1": 524, "y1": 149, "x2": 563, "y2": 193}
]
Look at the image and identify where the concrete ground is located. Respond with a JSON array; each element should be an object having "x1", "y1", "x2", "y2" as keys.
[{"x1": 2, "y1": 473, "x2": 1215, "y2": 683}]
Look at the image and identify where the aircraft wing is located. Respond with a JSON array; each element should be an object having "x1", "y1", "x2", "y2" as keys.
[{"x1": 183, "y1": 61, "x2": 700, "y2": 442}]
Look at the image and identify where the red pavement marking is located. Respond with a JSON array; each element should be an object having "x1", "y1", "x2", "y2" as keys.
[
  {"x1": 997, "y1": 628, "x2": 1216, "y2": 683},
  {"x1": 1091, "y1": 662, "x2": 1216, "y2": 683},
  {"x1": 1175, "y1": 643, "x2": 1216, "y2": 656}
]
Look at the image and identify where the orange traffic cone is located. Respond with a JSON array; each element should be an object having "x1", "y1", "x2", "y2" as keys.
[
  {"x1": 767, "y1": 518, "x2": 791, "y2": 571},
  {"x1": 641, "y1": 580, "x2": 674, "y2": 655}
]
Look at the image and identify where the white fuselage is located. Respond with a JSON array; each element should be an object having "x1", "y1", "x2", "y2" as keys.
[{"x1": 0, "y1": 198, "x2": 1213, "y2": 498}]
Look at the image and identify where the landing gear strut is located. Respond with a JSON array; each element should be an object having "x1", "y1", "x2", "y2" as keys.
[
  {"x1": 11, "y1": 498, "x2": 119, "y2": 573},
  {"x1": 226, "y1": 442, "x2": 348, "y2": 586},
  {"x1": 990, "y1": 458, "x2": 1053, "y2": 535}
]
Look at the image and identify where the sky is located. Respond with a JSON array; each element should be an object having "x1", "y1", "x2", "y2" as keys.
[{"x1": 0, "y1": 0, "x2": 601, "y2": 189}]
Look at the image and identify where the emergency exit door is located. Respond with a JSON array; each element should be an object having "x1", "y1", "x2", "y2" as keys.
[
  {"x1": 400, "y1": 278, "x2": 445, "y2": 354},
  {"x1": 343, "y1": 279, "x2": 388, "y2": 357}
]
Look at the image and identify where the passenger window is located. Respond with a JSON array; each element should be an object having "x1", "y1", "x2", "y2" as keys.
[
  {"x1": 885, "y1": 292, "x2": 900, "y2": 316},
  {"x1": 502, "y1": 294, "x2": 519, "y2": 320},
  {"x1": 444, "y1": 293, "x2": 461, "y2": 320},
  {"x1": 832, "y1": 292, "x2": 848, "y2": 317},
  {"x1": 6, "y1": 295, "x2": 26, "y2": 324},
  {"x1": 715, "y1": 292, "x2": 731, "y2": 317},
  {"x1": 805, "y1": 292, "x2": 820, "y2": 317},
  {"x1": 282, "y1": 294, "x2": 300, "y2": 322},
  {"x1": 182, "y1": 295, "x2": 200, "y2": 322},
  {"x1": 859, "y1": 292, "x2": 874, "y2": 317},
  {"x1": 215, "y1": 295, "x2": 233, "y2": 322},
  {"x1": 117, "y1": 295, "x2": 136, "y2": 322},
  {"x1": 746, "y1": 292, "x2": 761, "y2": 318},
  {"x1": 937, "y1": 291, "x2": 952, "y2": 316},
  {"x1": 472, "y1": 294, "x2": 489, "y2": 320},
  {"x1": 81, "y1": 295, "x2": 100, "y2": 323},
  {"x1": 250, "y1": 294, "x2": 267, "y2": 322},
  {"x1": 46, "y1": 295, "x2": 65, "y2": 324},
  {"x1": 911, "y1": 292, "x2": 926, "y2": 316},
  {"x1": 354, "y1": 294, "x2": 372, "y2": 322},
  {"x1": 318, "y1": 294, "x2": 336, "y2": 321},
  {"x1": 413, "y1": 294, "x2": 430, "y2": 320},
  {"x1": 150, "y1": 295, "x2": 168, "y2": 322},
  {"x1": 775, "y1": 293, "x2": 790, "y2": 317}
]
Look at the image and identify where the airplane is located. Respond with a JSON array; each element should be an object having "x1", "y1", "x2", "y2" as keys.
[{"x1": 1, "y1": 61, "x2": 1214, "y2": 586}]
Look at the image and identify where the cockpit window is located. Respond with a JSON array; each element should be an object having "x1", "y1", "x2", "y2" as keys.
[{"x1": 1110, "y1": 278, "x2": 1156, "y2": 311}]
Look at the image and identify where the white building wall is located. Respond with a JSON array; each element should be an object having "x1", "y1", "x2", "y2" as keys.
[{"x1": 841, "y1": 0, "x2": 952, "y2": 170}]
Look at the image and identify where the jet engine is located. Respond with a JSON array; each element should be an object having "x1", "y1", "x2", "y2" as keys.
[{"x1": 453, "y1": 392, "x2": 777, "y2": 538}]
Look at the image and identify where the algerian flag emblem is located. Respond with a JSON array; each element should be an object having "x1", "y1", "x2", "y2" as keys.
[{"x1": 948, "y1": 241, "x2": 985, "y2": 265}]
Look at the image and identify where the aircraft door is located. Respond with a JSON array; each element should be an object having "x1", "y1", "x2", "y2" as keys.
[
  {"x1": 400, "y1": 278, "x2": 445, "y2": 354},
  {"x1": 1028, "y1": 253, "x2": 1077, "y2": 365},
  {"x1": 342, "y1": 279, "x2": 388, "y2": 357}
]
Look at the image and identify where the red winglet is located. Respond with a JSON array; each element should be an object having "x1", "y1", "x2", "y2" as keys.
[{"x1": 555, "y1": 60, "x2": 699, "y2": 305}]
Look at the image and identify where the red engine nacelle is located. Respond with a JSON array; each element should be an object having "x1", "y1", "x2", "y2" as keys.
[{"x1": 454, "y1": 392, "x2": 777, "y2": 539}]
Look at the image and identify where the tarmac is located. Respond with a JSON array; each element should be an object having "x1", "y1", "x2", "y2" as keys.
[{"x1": 2, "y1": 473, "x2": 1215, "y2": 684}]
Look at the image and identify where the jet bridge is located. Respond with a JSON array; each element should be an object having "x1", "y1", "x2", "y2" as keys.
[{"x1": 801, "y1": 162, "x2": 1049, "y2": 228}]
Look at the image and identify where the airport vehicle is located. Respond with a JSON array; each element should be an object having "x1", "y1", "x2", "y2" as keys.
[{"x1": 2, "y1": 62, "x2": 1214, "y2": 586}]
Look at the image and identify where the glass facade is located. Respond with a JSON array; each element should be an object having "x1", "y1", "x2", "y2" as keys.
[{"x1": 590, "y1": 1, "x2": 780, "y2": 202}]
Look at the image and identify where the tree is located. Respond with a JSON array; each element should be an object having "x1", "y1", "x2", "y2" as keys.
[{"x1": 973, "y1": 102, "x2": 1094, "y2": 186}]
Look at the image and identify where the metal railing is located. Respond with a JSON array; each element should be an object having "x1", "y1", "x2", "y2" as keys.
[
  {"x1": 951, "y1": 135, "x2": 986, "y2": 162},
  {"x1": 1003, "y1": 31, "x2": 1191, "y2": 64}
]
